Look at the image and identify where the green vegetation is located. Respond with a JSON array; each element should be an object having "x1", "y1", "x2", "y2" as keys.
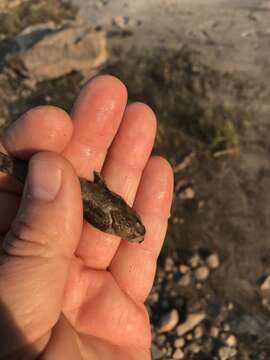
[{"x1": 0, "y1": 0, "x2": 76, "y2": 36}]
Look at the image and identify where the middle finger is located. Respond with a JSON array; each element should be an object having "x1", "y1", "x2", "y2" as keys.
[{"x1": 75, "y1": 102, "x2": 157, "y2": 269}]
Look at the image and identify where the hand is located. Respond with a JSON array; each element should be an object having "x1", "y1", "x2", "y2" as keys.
[{"x1": 0, "y1": 75, "x2": 173, "y2": 359}]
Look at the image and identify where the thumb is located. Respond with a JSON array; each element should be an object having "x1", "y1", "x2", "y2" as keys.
[{"x1": 0, "y1": 152, "x2": 83, "y2": 358}]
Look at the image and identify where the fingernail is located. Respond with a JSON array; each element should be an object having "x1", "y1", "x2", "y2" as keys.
[{"x1": 27, "y1": 160, "x2": 62, "y2": 201}]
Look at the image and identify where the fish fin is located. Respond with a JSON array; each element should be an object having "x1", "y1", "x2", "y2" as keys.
[{"x1": 93, "y1": 171, "x2": 107, "y2": 187}]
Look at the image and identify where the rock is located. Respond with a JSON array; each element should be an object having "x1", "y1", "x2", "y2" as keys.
[
  {"x1": 178, "y1": 273, "x2": 191, "y2": 287},
  {"x1": 179, "y1": 264, "x2": 190, "y2": 274},
  {"x1": 158, "y1": 309, "x2": 180, "y2": 333},
  {"x1": 225, "y1": 334, "x2": 237, "y2": 347},
  {"x1": 188, "y1": 342, "x2": 201, "y2": 354},
  {"x1": 7, "y1": 25, "x2": 107, "y2": 82},
  {"x1": 156, "y1": 335, "x2": 166, "y2": 347},
  {"x1": 112, "y1": 15, "x2": 129, "y2": 29},
  {"x1": 172, "y1": 348, "x2": 184, "y2": 359},
  {"x1": 164, "y1": 256, "x2": 175, "y2": 272},
  {"x1": 223, "y1": 323, "x2": 231, "y2": 332},
  {"x1": 210, "y1": 326, "x2": 220, "y2": 338},
  {"x1": 166, "y1": 346, "x2": 173, "y2": 357},
  {"x1": 176, "y1": 312, "x2": 206, "y2": 336},
  {"x1": 188, "y1": 254, "x2": 201, "y2": 268},
  {"x1": 206, "y1": 253, "x2": 220, "y2": 269},
  {"x1": 179, "y1": 186, "x2": 195, "y2": 200},
  {"x1": 194, "y1": 325, "x2": 204, "y2": 339},
  {"x1": 151, "y1": 344, "x2": 163, "y2": 360},
  {"x1": 219, "y1": 346, "x2": 237, "y2": 360},
  {"x1": 260, "y1": 275, "x2": 270, "y2": 291},
  {"x1": 194, "y1": 266, "x2": 210, "y2": 281},
  {"x1": 174, "y1": 337, "x2": 185, "y2": 348}
]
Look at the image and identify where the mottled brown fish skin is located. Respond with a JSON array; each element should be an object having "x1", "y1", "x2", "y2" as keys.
[{"x1": 0, "y1": 152, "x2": 145, "y2": 243}]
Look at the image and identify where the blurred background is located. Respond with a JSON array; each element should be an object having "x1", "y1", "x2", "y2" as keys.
[{"x1": 1, "y1": 0, "x2": 270, "y2": 359}]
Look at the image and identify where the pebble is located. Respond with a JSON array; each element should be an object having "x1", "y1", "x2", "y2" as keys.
[
  {"x1": 158, "y1": 309, "x2": 180, "y2": 333},
  {"x1": 223, "y1": 323, "x2": 231, "y2": 332},
  {"x1": 172, "y1": 348, "x2": 185, "y2": 359},
  {"x1": 156, "y1": 335, "x2": 166, "y2": 347},
  {"x1": 194, "y1": 325, "x2": 204, "y2": 339},
  {"x1": 195, "y1": 266, "x2": 210, "y2": 281},
  {"x1": 206, "y1": 253, "x2": 220, "y2": 269},
  {"x1": 165, "y1": 257, "x2": 175, "y2": 272},
  {"x1": 225, "y1": 334, "x2": 237, "y2": 347},
  {"x1": 176, "y1": 312, "x2": 206, "y2": 336},
  {"x1": 188, "y1": 254, "x2": 201, "y2": 268},
  {"x1": 219, "y1": 346, "x2": 237, "y2": 360},
  {"x1": 151, "y1": 344, "x2": 163, "y2": 359},
  {"x1": 210, "y1": 326, "x2": 220, "y2": 338},
  {"x1": 179, "y1": 186, "x2": 195, "y2": 200},
  {"x1": 189, "y1": 342, "x2": 201, "y2": 354},
  {"x1": 174, "y1": 337, "x2": 185, "y2": 348},
  {"x1": 112, "y1": 15, "x2": 129, "y2": 29},
  {"x1": 260, "y1": 275, "x2": 270, "y2": 291},
  {"x1": 178, "y1": 273, "x2": 191, "y2": 287},
  {"x1": 179, "y1": 264, "x2": 190, "y2": 274}
]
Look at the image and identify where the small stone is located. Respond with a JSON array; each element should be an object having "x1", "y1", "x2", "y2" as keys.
[
  {"x1": 168, "y1": 273, "x2": 174, "y2": 280},
  {"x1": 179, "y1": 186, "x2": 195, "y2": 200},
  {"x1": 223, "y1": 323, "x2": 231, "y2": 332},
  {"x1": 188, "y1": 254, "x2": 201, "y2": 268},
  {"x1": 178, "y1": 273, "x2": 191, "y2": 287},
  {"x1": 166, "y1": 345, "x2": 173, "y2": 357},
  {"x1": 156, "y1": 335, "x2": 166, "y2": 347},
  {"x1": 186, "y1": 333, "x2": 193, "y2": 340},
  {"x1": 189, "y1": 342, "x2": 201, "y2": 354},
  {"x1": 112, "y1": 15, "x2": 130, "y2": 29},
  {"x1": 225, "y1": 335, "x2": 237, "y2": 347},
  {"x1": 210, "y1": 326, "x2": 220, "y2": 338},
  {"x1": 172, "y1": 348, "x2": 184, "y2": 359},
  {"x1": 164, "y1": 257, "x2": 174, "y2": 272},
  {"x1": 151, "y1": 292, "x2": 159, "y2": 303},
  {"x1": 176, "y1": 313, "x2": 206, "y2": 336},
  {"x1": 174, "y1": 338, "x2": 185, "y2": 348},
  {"x1": 158, "y1": 309, "x2": 180, "y2": 333},
  {"x1": 219, "y1": 346, "x2": 237, "y2": 360},
  {"x1": 179, "y1": 264, "x2": 190, "y2": 274},
  {"x1": 194, "y1": 325, "x2": 204, "y2": 339},
  {"x1": 151, "y1": 344, "x2": 163, "y2": 359},
  {"x1": 227, "y1": 302, "x2": 234, "y2": 311},
  {"x1": 195, "y1": 266, "x2": 210, "y2": 281},
  {"x1": 261, "y1": 275, "x2": 270, "y2": 291},
  {"x1": 206, "y1": 253, "x2": 220, "y2": 269}
]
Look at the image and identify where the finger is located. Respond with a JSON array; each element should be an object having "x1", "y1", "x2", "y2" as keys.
[
  {"x1": 63, "y1": 75, "x2": 128, "y2": 178},
  {"x1": 0, "y1": 152, "x2": 82, "y2": 358},
  {"x1": 110, "y1": 157, "x2": 173, "y2": 303},
  {"x1": 75, "y1": 103, "x2": 157, "y2": 269},
  {"x1": 1, "y1": 105, "x2": 73, "y2": 158},
  {"x1": 0, "y1": 106, "x2": 73, "y2": 195}
]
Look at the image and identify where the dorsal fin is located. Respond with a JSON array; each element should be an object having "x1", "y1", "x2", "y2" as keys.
[{"x1": 93, "y1": 171, "x2": 107, "y2": 187}]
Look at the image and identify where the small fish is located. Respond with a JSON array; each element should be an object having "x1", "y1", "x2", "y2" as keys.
[{"x1": 0, "y1": 152, "x2": 145, "y2": 243}]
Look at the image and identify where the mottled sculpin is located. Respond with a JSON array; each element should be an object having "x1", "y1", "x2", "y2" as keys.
[{"x1": 0, "y1": 152, "x2": 145, "y2": 243}]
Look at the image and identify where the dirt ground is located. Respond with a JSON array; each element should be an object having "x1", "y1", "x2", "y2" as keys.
[{"x1": 1, "y1": 0, "x2": 270, "y2": 358}]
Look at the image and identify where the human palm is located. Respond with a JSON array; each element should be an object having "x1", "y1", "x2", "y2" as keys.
[{"x1": 0, "y1": 75, "x2": 173, "y2": 359}]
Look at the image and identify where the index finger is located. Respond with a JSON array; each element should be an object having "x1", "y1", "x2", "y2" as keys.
[{"x1": 63, "y1": 75, "x2": 128, "y2": 178}]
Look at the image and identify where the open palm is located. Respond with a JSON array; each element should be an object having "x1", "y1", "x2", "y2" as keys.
[{"x1": 0, "y1": 75, "x2": 173, "y2": 359}]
